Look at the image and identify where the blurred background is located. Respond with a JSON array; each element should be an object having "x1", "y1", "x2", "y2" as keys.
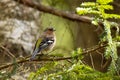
[{"x1": 0, "y1": 0, "x2": 120, "y2": 79}]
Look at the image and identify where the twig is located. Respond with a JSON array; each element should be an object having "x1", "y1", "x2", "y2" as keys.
[
  {"x1": 0, "y1": 44, "x2": 16, "y2": 59},
  {"x1": 0, "y1": 43, "x2": 107, "y2": 70},
  {"x1": 90, "y1": 53, "x2": 95, "y2": 70}
]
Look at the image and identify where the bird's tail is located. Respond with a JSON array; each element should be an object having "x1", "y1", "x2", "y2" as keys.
[{"x1": 30, "y1": 49, "x2": 40, "y2": 60}]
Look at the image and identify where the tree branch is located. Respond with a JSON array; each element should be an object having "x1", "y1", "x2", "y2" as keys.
[
  {"x1": 0, "y1": 43, "x2": 107, "y2": 70},
  {"x1": 13, "y1": 0, "x2": 93, "y2": 24}
]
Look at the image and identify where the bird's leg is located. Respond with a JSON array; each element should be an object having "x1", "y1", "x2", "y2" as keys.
[
  {"x1": 37, "y1": 52, "x2": 44, "y2": 60},
  {"x1": 40, "y1": 51, "x2": 44, "y2": 55}
]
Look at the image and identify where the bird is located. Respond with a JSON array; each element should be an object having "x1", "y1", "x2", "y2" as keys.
[{"x1": 30, "y1": 27, "x2": 56, "y2": 60}]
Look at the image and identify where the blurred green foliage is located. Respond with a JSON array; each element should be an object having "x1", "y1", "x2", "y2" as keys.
[{"x1": 76, "y1": 0, "x2": 120, "y2": 78}]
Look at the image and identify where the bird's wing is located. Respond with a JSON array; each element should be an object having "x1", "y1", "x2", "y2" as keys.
[
  {"x1": 30, "y1": 37, "x2": 54, "y2": 60},
  {"x1": 37, "y1": 37, "x2": 54, "y2": 51}
]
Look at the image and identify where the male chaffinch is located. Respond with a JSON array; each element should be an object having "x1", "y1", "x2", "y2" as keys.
[{"x1": 30, "y1": 27, "x2": 56, "y2": 60}]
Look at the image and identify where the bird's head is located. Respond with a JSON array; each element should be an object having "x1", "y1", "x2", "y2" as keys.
[
  {"x1": 44, "y1": 27, "x2": 56, "y2": 32},
  {"x1": 44, "y1": 27, "x2": 56, "y2": 35}
]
